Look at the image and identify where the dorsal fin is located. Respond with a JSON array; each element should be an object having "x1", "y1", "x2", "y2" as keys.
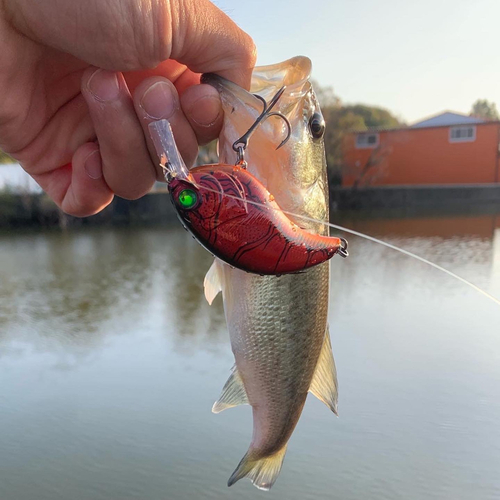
[
  {"x1": 309, "y1": 327, "x2": 338, "y2": 415},
  {"x1": 212, "y1": 366, "x2": 249, "y2": 413}
]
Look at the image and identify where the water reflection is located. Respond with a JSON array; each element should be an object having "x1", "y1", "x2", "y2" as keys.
[
  {"x1": 334, "y1": 212, "x2": 500, "y2": 296},
  {"x1": 0, "y1": 227, "x2": 229, "y2": 359},
  {"x1": 0, "y1": 215, "x2": 500, "y2": 500},
  {"x1": 1, "y1": 214, "x2": 499, "y2": 356},
  {"x1": 0, "y1": 229, "x2": 155, "y2": 354},
  {"x1": 165, "y1": 233, "x2": 226, "y2": 346}
]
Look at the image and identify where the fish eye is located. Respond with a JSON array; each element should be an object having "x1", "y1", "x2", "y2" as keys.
[
  {"x1": 177, "y1": 188, "x2": 199, "y2": 210},
  {"x1": 309, "y1": 113, "x2": 325, "y2": 139}
]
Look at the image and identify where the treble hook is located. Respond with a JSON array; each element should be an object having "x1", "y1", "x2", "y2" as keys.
[{"x1": 232, "y1": 86, "x2": 291, "y2": 166}]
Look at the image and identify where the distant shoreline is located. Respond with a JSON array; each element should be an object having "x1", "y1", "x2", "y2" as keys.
[
  {"x1": 2, "y1": 186, "x2": 500, "y2": 230},
  {"x1": 0, "y1": 163, "x2": 41, "y2": 194}
]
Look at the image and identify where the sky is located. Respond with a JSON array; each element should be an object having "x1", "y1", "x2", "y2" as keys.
[{"x1": 214, "y1": 0, "x2": 500, "y2": 124}]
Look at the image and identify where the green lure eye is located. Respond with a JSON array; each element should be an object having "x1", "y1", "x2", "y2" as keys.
[{"x1": 178, "y1": 189, "x2": 198, "y2": 209}]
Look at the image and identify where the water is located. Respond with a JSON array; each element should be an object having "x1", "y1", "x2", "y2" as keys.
[{"x1": 1, "y1": 214, "x2": 500, "y2": 500}]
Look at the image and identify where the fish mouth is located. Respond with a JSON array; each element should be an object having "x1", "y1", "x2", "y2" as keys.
[
  {"x1": 200, "y1": 73, "x2": 267, "y2": 152},
  {"x1": 201, "y1": 72, "x2": 262, "y2": 117},
  {"x1": 201, "y1": 56, "x2": 314, "y2": 148},
  {"x1": 202, "y1": 56, "x2": 325, "y2": 229},
  {"x1": 200, "y1": 72, "x2": 242, "y2": 92},
  {"x1": 201, "y1": 56, "x2": 312, "y2": 98},
  {"x1": 251, "y1": 56, "x2": 312, "y2": 98}
]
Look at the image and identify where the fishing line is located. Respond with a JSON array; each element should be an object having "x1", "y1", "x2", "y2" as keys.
[{"x1": 189, "y1": 183, "x2": 500, "y2": 307}]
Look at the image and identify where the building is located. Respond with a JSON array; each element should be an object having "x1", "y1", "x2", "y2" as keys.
[{"x1": 341, "y1": 112, "x2": 500, "y2": 187}]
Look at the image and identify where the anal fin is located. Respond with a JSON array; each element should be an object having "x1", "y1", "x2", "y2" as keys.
[
  {"x1": 212, "y1": 366, "x2": 249, "y2": 413},
  {"x1": 309, "y1": 327, "x2": 339, "y2": 415},
  {"x1": 204, "y1": 259, "x2": 223, "y2": 305}
]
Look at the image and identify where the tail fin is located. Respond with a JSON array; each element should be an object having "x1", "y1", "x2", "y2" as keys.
[{"x1": 227, "y1": 446, "x2": 287, "y2": 491}]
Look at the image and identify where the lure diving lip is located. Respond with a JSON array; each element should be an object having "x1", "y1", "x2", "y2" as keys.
[{"x1": 148, "y1": 119, "x2": 347, "y2": 275}]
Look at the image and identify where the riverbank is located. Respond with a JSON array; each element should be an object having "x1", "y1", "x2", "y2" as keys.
[
  {"x1": 0, "y1": 190, "x2": 177, "y2": 229},
  {"x1": 2, "y1": 184, "x2": 500, "y2": 229},
  {"x1": 330, "y1": 183, "x2": 500, "y2": 211}
]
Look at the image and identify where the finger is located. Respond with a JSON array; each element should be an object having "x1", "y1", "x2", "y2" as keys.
[
  {"x1": 173, "y1": 68, "x2": 202, "y2": 96},
  {"x1": 15, "y1": 95, "x2": 95, "y2": 176},
  {"x1": 62, "y1": 144, "x2": 114, "y2": 216},
  {"x1": 33, "y1": 143, "x2": 113, "y2": 217},
  {"x1": 180, "y1": 84, "x2": 223, "y2": 146},
  {"x1": 127, "y1": 65, "x2": 221, "y2": 147},
  {"x1": 8, "y1": 0, "x2": 256, "y2": 88},
  {"x1": 168, "y1": 0, "x2": 257, "y2": 90},
  {"x1": 124, "y1": 60, "x2": 199, "y2": 97},
  {"x1": 132, "y1": 77, "x2": 199, "y2": 173},
  {"x1": 81, "y1": 67, "x2": 157, "y2": 199}
]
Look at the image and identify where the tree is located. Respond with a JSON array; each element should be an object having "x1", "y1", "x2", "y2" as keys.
[
  {"x1": 470, "y1": 99, "x2": 499, "y2": 121},
  {"x1": 311, "y1": 80, "x2": 339, "y2": 108},
  {"x1": 343, "y1": 104, "x2": 400, "y2": 129},
  {"x1": 320, "y1": 99, "x2": 402, "y2": 184},
  {"x1": 351, "y1": 144, "x2": 391, "y2": 190}
]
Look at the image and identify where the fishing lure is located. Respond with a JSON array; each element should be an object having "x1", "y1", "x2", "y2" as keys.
[{"x1": 148, "y1": 87, "x2": 348, "y2": 276}]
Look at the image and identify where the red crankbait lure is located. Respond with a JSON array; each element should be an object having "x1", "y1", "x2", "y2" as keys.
[
  {"x1": 148, "y1": 88, "x2": 348, "y2": 275},
  {"x1": 168, "y1": 164, "x2": 346, "y2": 275}
]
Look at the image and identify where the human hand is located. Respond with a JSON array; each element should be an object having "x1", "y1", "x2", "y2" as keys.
[{"x1": 0, "y1": 0, "x2": 256, "y2": 216}]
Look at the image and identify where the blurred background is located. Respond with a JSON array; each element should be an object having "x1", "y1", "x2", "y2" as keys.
[{"x1": 1, "y1": 1, "x2": 500, "y2": 499}]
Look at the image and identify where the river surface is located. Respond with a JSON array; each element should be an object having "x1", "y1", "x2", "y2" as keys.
[{"x1": 1, "y1": 213, "x2": 500, "y2": 500}]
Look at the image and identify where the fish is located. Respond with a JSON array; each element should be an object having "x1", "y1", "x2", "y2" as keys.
[{"x1": 201, "y1": 56, "x2": 339, "y2": 490}]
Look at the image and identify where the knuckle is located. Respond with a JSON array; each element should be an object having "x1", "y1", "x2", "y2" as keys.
[
  {"x1": 111, "y1": 56, "x2": 147, "y2": 73},
  {"x1": 116, "y1": 186, "x2": 151, "y2": 201},
  {"x1": 104, "y1": 167, "x2": 154, "y2": 201},
  {"x1": 218, "y1": 28, "x2": 257, "y2": 71},
  {"x1": 62, "y1": 198, "x2": 96, "y2": 218},
  {"x1": 94, "y1": 1, "x2": 166, "y2": 72},
  {"x1": 239, "y1": 33, "x2": 257, "y2": 68},
  {"x1": 130, "y1": 46, "x2": 162, "y2": 72},
  {"x1": 127, "y1": 0, "x2": 169, "y2": 70}
]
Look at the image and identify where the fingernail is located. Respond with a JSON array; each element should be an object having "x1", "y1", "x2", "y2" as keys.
[
  {"x1": 84, "y1": 150, "x2": 102, "y2": 179},
  {"x1": 87, "y1": 69, "x2": 120, "y2": 102},
  {"x1": 189, "y1": 95, "x2": 222, "y2": 127},
  {"x1": 140, "y1": 81, "x2": 177, "y2": 120}
]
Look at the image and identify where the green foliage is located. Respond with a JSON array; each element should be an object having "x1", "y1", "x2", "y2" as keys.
[
  {"x1": 311, "y1": 80, "x2": 339, "y2": 108},
  {"x1": 312, "y1": 82, "x2": 402, "y2": 181},
  {"x1": 470, "y1": 99, "x2": 499, "y2": 121},
  {"x1": 0, "y1": 149, "x2": 14, "y2": 164},
  {"x1": 342, "y1": 104, "x2": 401, "y2": 129},
  {"x1": 320, "y1": 103, "x2": 402, "y2": 179}
]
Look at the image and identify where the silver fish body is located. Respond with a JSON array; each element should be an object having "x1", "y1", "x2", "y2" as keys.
[{"x1": 203, "y1": 57, "x2": 338, "y2": 490}]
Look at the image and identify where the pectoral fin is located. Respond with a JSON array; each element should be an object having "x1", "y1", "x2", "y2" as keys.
[
  {"x1": 212, "y1": 367, "x2": 249, "y2": 413},
  {"x1": 204, "y1": 259, "x2": 223, "y2": 305},
  {"x1": 309, "y1": 327, "x2": 339, "y2": 415}
]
